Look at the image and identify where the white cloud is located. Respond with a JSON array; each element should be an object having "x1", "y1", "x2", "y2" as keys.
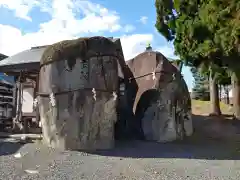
[
  {"x1": 0, "y1": 0, "x2": 41, "y2": 21},
  {"x1": 120, "y1": 34, "x2": 153, "y2": 60},
  {"x1": 40, "y1": 0, "x2": 123, "y2": 34},
  {"x1": 0, "y1": 0, "x2": 126, "y2": 55},
  {"x1": 0, "y1": 24, "x2": 27, "y2": 55},
  {"x1": 0, "y1": 24, "x2": 74, "y2": 55},
  {"x1": 139, "y1": 16, "x2": 148, "y2": 24},
  {"x1": 0, "y1": 0, "x2": 122, "y2": 34}
]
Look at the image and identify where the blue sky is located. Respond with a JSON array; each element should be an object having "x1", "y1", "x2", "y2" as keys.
[{"x1": 0, "y1": 0, "x2": 193, "y2": 90}]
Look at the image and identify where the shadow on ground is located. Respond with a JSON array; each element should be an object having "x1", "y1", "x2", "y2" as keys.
[
  {"x1": 192, "y1": 114, "x2": 240, "y2": 139},
  {"x1": 87, "y1": 114, "x2": 240, "y2": 160},
  {"x1": 88, "y1": 140, "x2": 240, "y2": 160},
  {"x1": 0, "y1": 141, "x2": 24, "y2": 156},
  {"x1": 0, "y1": 138, "x2": 34, "y2": 156}
]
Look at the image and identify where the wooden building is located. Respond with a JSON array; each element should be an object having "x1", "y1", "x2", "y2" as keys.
[
  {"x1": 0, "y1": 48, "x2": 45, "y2": 132},
  {"x1": 0, "y1": 54, "x2": 14, "y2": 129},
  {"x1": 0, "y1": 79, "x2": 13, "y2": 117}
]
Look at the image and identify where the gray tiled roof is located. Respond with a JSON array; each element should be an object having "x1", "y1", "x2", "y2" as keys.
[{"x1": 0, "y1": 46, "x2": 47, "y2": 67}]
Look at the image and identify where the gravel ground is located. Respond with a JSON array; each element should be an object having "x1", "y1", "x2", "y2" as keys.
[{"x1": 1, "y1": 138, "x2": 240, "y2": 180}]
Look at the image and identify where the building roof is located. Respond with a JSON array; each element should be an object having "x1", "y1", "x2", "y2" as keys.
[{"x1": 0, "y1": 46, "x2": 47, "y2": 72}]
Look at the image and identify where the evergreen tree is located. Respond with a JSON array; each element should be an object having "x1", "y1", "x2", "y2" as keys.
[
  {"x1": 191, "y1": 67, "x2": 209, "y2": 100},
  {"x1": 154, "y1": 0, "x2": 239, "y2": 116}
]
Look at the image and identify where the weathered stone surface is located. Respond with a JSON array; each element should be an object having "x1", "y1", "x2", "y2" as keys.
[
  {"x1": 38, "y1": 37, "x2": 119, "y2": 150},
  {"x1": 126, "y1": 51, "x2": 193, "y2": 142}
]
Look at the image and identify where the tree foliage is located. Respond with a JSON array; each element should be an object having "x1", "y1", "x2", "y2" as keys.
[
  {"x1": 155, "y1": 0, "x2": 240, "y2": 68},
  {"x1": 155, "y1": 0, "x2": 240, "y2": 116},
  {"x1": 203, "y1": 1, "x2": 239, "y2": 52}
]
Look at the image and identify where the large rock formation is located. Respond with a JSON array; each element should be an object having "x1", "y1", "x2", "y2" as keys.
[
  {"x1": 126, "y1": 51, "x2": 193, "y2": 142},
  {"x1": 38, "y1": 37, "x2": 119, "y2": 150},
  {"x1": 36, "y1": 36, "x2": 192, "y2": 150}
]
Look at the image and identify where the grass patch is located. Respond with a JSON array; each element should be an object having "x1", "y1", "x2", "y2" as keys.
[{"x1": 192, "y1": 100, "x2": 233, "y2": 115}]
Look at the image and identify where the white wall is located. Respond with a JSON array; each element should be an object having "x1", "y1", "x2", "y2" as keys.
[{"x1": 22, "y1": 87, "x2": 34, "y2": 113}]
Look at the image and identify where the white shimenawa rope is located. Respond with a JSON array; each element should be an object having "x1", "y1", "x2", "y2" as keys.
[
  {"x1": 49, "y1": 92, "x2": 56, "y2": 107},
  {"x1": 92, "y1": 88, "x2": 96, "y2": 100},
  {"x1": 33, "y1": 98, "x2": 38, "y2": 108},
  {"x1": 113, "y1": 91, "x2": 117, "y2": 101},
  {"x1": 152, "y1": 71, "x2": 156, "y2": 80},
  {"x1": 172, "y1": 73, "x2": 176, "y2": 80}
]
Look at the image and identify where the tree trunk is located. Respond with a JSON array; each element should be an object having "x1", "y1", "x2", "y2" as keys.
[
  {"x1": 231, "y1": 72, "x2": 240, "y2": 119},
  {"x1": 224, "y1": 85, "x2": 230, "y2": 104},
  {"x1": 209, "y1": 71, "x2": 221, "y2": 116}
]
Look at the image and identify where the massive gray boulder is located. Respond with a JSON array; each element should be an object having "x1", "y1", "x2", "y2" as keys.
[
  {"x1": 126, "y1": 51, "x2": 193, "y2": 142},
  {"x1": 38, "y1": 37, "x2": 119, "y2": 150}
]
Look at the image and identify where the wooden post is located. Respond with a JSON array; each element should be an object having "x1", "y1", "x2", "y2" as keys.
[
  {"x1": 12, "y1": 72, "x2": 24, "y2": 132},
  {"x1": 35, "y1": 74, "x2": 40, "y2": 124},
  {"x1": 12, "y1": 76, "x2": 18, "y2": 117},
  {"x1": 23, "y1": 117, "x2": 28, "y2": 133}
]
